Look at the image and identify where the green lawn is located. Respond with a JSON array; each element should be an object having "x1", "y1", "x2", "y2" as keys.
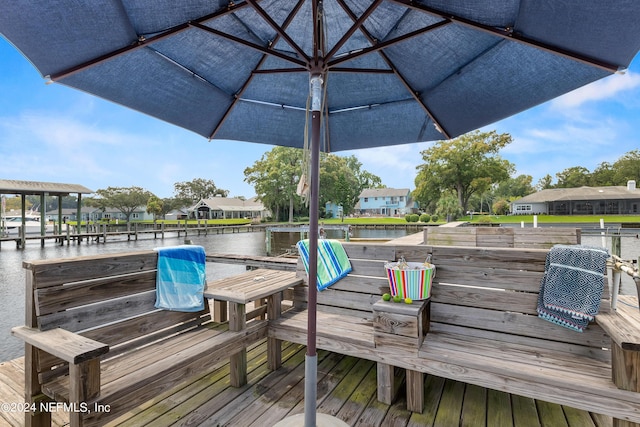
[{"x1": 320, "y1": 214, "x2": 640, "y2": 226}]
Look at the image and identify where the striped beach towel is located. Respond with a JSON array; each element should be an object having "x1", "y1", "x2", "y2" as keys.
[
  {"x1": 154, "y1": 245, "x2": 207, "y2": 312},
  {"x1": 297, "y1": 239, "x2": 352, "y2": 291},
  {"x1": 537, "y1": 244, "x2": 609, "y2": 332}
]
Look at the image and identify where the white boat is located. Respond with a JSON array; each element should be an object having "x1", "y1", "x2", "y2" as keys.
[{"x1": 1, "y1": 214, "x2": 55, "y2": 237}]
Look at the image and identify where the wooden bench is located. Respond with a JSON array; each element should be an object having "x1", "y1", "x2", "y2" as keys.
[
  {"x1": 12, "y1": 250, "x2": 269, "y2": 427},
  {"x1": 268, "y1": 242, "x2": 640, "y2": 426}
]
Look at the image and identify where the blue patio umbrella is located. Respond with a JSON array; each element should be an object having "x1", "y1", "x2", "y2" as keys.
[{"x1": 2, "y1": 1, "x2": 640, "y2": 425}]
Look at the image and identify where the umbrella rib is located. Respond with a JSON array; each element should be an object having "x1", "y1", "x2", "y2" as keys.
[
  {"x1": 208, "y1": 0, "x2": 306, "y2": 140},
  {"x1": 245, "y1": 0, "x2": 310, "y2": 64},
  {"x1": 324, "y1": 0, "x2": 384, "y2": 62},
  {"x1": 190, "y1": 22, "x2": 306, "y2": 68},
  {"x1": 390, "y1": 0, "x2": 621, "y2": 73},
  {"x1": 326, "y1": 21, "x2": 449, "y2": 68},
  {"x1": 334, "y1": 0, "x2": 451, "y2": 139},
  {"x1": 47, "y1": 2, "x2": 254, "y2": 82}
]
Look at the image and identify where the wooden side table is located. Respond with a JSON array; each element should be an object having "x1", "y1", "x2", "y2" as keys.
[{"x1": 204, "y1": 268, "x2": 303, "y2": 386}]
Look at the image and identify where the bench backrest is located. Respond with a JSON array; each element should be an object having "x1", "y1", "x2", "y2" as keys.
[
  {"x1": 294, "y1": 242, "x2": 611, "y2": 357},
  {"x1": 24, "y1": 251, "x2": 211, "y2": 381},
  {"x1": 424, "y1": 226, "x2": 581, "y2": 248}
]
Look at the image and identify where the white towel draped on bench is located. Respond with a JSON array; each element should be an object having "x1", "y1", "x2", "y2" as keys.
[
  {"x1": 537, "y1": 244, "x2": 609, "y2": 332},
  {"x1": 155, "y1": 245, "x2": 206, "y2": 312}
]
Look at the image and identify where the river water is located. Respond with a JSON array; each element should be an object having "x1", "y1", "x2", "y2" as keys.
[{"x1": 1, "y1": 228, "x2": 638, "y2": 362}]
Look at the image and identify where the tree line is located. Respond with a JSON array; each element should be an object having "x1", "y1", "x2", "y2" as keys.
[
  {"x1": 14, "y1": 132, "x2": 640, "y2": 222},
  {"x1": 413, "y1": 130, "x2": 640, "y2": 219}
]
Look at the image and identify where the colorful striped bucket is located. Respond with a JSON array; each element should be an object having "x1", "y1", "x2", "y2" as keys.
[{"x1": 384, "y1": 261, "x2": 435, "y2": 300}]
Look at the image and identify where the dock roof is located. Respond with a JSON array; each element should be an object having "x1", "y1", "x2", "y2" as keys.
[{"x1": 0, "y1": 179, "x2": 93, "y2": 196}]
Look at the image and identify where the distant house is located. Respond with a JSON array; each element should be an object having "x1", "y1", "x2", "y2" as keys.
[
  {"x1": 45, "y1": 207, "x2": 95, "y2": 222},
  {"x1": 164, "y1": 208, "x2": 189, "y2": 221},
  {"x1": 189, "y1": 197, "x2": 269, "y2": 220},
  {"x1": 510, "y1": 180, "x2": 640, "y2": 215},
  {"x1": 356, "y1": 188, "x2": 419, "y2": 217},
  {"x1": 91, "y1": 206, "x2": 155, "y2": 222}
]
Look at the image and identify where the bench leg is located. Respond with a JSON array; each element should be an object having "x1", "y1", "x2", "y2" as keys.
[
  {"x1": 24, "y1": 344, "x2": 52, "y2": 427},
  {"x1": 229, "y1": 302, "x2": 247, "y2": 387},
  {"x1": 406, "y1": 370, "x2": 424, "y2": 413},
  {"x1": 267, "y1": 293, "x2": 283, "y2": 370},
  {"x1": 68, "y1": 358, "x2": 100, "y2": 427},
  {"x1": 377, "y1": 363, "x2": 395, "y2": 405},
  {"x1": 612, "y1": 344, "x2": 640, "y2": 427}
]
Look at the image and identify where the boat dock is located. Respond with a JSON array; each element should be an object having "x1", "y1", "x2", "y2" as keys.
[{"x1": 0, "y1": 341, "x2": 612, "y2": 427}]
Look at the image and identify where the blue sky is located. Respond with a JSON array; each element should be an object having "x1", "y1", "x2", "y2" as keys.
[{"x1": 1, "y1": 36, "x2": 639, "y2": 199}]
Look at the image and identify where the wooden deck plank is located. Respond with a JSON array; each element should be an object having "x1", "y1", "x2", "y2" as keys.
[
  {"x1": 461, "y1": 384, "x2": 487, "y2": 427},
  {"x1": 537, "y1": 400, "x2": 569, "y2": 427},
  {"x1": 487, "y1": 389, "x2": 514, "y2": 427},
  {"x1": 106, "y1": 339, "x2": 279, "y2": 426},
  {"x1": 0, "y1": 339, "x2": 616, "y2": 427},
  {"x1": 245, "y1": 352, "x2": 350, "y2": 426},
  {"x1": 433, "y1": 379, "x2": 466, "y2": 426},
  {"x1": 512, "y1": 394, "x2": 542, "y2": 427}
]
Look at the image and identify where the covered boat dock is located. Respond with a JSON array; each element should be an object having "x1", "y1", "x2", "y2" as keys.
[{"x1": 0, "y1": 179, "x2": 93, "y2": 248}]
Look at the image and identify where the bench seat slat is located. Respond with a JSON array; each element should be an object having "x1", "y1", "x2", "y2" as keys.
[
  {"x1": 422, "y1": 331, "x2": 611, "y2": 379},
  {"x1": 430, "y1": 302, "x2": 611, "y2": 349},
  {"x1": 273, "y1": 309, "x2": 374, "y2": 348},
  {"x1": 429, "y1": 322, "x2": 610, "y2": 362},
  {"x1": 418, "y1": 333, "x2": 639, "y2": 409},
  {"x1": 43, "y1": 321, "x2": 268, "y2": 426}
]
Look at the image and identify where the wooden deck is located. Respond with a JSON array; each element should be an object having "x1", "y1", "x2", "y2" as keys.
[{"x1": 0, "y1": 339, "x2": 612, "y2": 427}]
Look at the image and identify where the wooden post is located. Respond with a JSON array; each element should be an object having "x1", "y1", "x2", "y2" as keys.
[
  {"x1": 266, "y1": 229, "x2": 271, "y2": 256},
  {"x1": 229, "y1": 302, "x2": 247, "y2": 387},
  {"x1": 267, "y1": 292, "x2": 282, "y2": 370},
  {"x1": 377, "y1": 363, "x2": 395, "y2": 405},
  {"x1": 611, "y1": 344, "x2": 640, "y2": 427},
  {"x1": 406, "y1": 370, "x2": 424, "y2": 412}
]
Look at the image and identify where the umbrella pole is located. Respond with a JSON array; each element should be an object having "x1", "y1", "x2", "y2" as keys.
[{"x1": 304, "y1": 74, "x2": 323, "y2": 427}]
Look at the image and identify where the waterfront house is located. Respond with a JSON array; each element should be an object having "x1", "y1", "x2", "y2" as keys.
[
  {"x1": 91, "y1": 206, "x2": 155, "y2": 222},
  {"x1": 356, "y1": 188, "x2": 419, "y2": 217},
  {"x1": 511, "y1": 180, "x2": 640, "y2": 215},
  {"x1": 189, "y1": 196, "x2": 269, "y2": 220},
  {"x1": 45, "y1": 207, "x2": 95, "y2": 223}
]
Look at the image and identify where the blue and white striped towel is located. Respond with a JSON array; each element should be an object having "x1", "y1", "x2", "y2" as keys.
[{"x1": 154, "y1": 245, "x2": 206, "y2": 312}]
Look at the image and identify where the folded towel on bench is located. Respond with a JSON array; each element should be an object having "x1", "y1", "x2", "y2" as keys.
[
  {"x1": 537, "y1": 244, "x2": 609, "y2": 332},
  {"x1": 297, "y1": 239, "x2": 352, "y2": 291},
  {"x1": 155, "y1": 245, "x2": 207, "y2": 312}
]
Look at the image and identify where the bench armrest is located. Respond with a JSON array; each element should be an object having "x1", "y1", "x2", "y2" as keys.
[
  {"x1": 596, "y1": 300, "x2": 640, "y2": 351},
  {"x1": 12, "y1": 326, "x2": 109, "y2": 364}
]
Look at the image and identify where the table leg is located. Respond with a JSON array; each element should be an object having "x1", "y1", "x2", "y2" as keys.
[
  {"x1": 213, "y1": 300, "x2": 228, "y2": 323},
  {"x1": 229, "y1": 302, "x2": 247, "y2": 387}
]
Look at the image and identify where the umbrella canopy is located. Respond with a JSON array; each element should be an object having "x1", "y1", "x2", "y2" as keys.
[
  {"x1": 2, "y1": 1, "x2": 639, "y2": 151},
  {"x1": 2, "y1": 2, "x2": 640, "y2": 426}
]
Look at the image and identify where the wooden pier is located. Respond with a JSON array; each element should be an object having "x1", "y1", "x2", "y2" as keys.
[
  {"x1": 0, "y1": 222, "x2": 265, "y2": 249},
  {"x1": 0, "y1": 340, "x2": 612, "y2": 427}
]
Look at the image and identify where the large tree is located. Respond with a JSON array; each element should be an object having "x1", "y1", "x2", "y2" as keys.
[
  {"x1": 173, "y1": 178, "x2": 228, "y2": 205},
  {"x1": 244, "y1": 147, "x2": 304, "y2": 223},
  {"x1": 319, "y1": 155, "x2": 360, "y2": 217},
  {"x1": 555, "y1": 166, "x2": 591, "y2": 188},
  {"x1": 323, "y1": 155, "x2": 383, "y2": 217},
  {"x1": 612, "y1": 149, "x2": 640, "y2": 185},
  {"x1": 87, "y1": 186, "x2": 154, "y2": 222},
  {"x1": 414, "y1": 130, "x2": 514, "y2": 213}
]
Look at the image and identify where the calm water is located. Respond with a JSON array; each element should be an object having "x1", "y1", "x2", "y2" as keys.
[
  {"x1": 0, "y1": 228, "x2": 406, "y2": 361},
  {"x1": 1, "y1": 228, "x2": 637, "y2": 362}
]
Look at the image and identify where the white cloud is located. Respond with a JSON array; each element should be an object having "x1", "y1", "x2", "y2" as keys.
[{"x1": 550, "y1": 71, "x2": 640, "y2": 110}]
